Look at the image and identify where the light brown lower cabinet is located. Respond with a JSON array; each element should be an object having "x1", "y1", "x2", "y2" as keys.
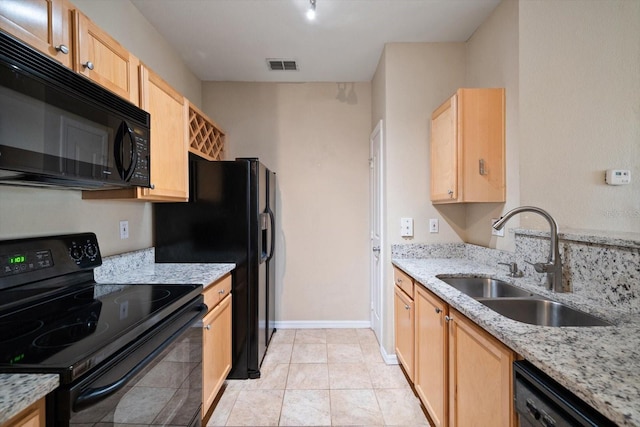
[
  {"x1": 408, "y1": 281, "x2": 516, "y2": 427},
  {"x1": 414, "y1": 285, "x2": 448, "y2": 427},
  {"x1": 2, "y1": 398, "x2": 45, "y2": 427},
  {"x1": 202, "y1": 274, "x2": 233, "y2": 420},
  {"x1": 394, "y1": 284, "x2": 414, "y2": 381},
  {"x1": 448, "y1": 308, "x2": 515, "y2": 427}
]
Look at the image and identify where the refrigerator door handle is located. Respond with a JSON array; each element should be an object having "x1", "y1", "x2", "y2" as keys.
[{"x1": 267, "y1": 208, "x2": 275, "y2": 262}]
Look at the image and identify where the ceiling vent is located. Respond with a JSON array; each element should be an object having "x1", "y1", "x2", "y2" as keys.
[{"x1": 267, "y1": 59, "x2": 299, "y2": 71}]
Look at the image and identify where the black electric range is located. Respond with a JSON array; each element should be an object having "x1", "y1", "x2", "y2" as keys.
[{"x1": 0, "y1": 233, "x2": 205, "y2": 426}]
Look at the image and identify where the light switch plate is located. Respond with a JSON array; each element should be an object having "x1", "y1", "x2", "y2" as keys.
[
  {"x1": 429, "y1": 218, "x2": 439, "y2": 233},
  {"x1": 401, "y1": 217, "x2": 413, "y2": 237},
  {"x1": 120, "y1": 220, "x2": 129, "y2": 239}
]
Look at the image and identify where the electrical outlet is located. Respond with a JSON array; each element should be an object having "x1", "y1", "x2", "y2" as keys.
[
  {"x1": 429, "y1": 218, "x2": 439, "y2": 233},
  {"x1": 119, "y1": 220, "x2": 129, "y2": 239},
  {"x1": 491, "y1": 218, "x2": 504, "y2": 237}
]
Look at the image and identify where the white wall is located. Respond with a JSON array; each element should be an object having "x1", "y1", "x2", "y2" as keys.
[
  {"x1": 201, "y1": 82, "x2": 372, "y2": 324},
  {"x1": 518, "y1": 0, "x2": 640, "y2": 233},
  {"x1": 0, "y1": 0, "x2": 202, "y2": 256}
]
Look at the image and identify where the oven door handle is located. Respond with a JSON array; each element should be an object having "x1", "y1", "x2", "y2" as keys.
[{"x1": 73, "y1": 302, "x2": 206, "y2": 412}]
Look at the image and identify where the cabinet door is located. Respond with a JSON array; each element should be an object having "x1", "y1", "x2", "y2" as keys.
[
  {"x1": 138, "y1": 64, "x2": 189, "y2": 201},
  {"x1": 4, "y1": 398, "x2": 45, "y2": 427},
  {"x1": 394, "y1": 285, "x2": 414, "y2": 381},
  {"x1": 414, "y1": 286, "x2": 448, "y2": 427},
  {"x1": 73, "y1": 10, "x2": 139, "y2": 104},
  {"x1": 202, "y1": 294, "x2": 232, "y2": 417},
  {"x1": 430, "y1": 93, "x2": 458, "y2": 202},
  {"x1": 448, "y1": 309, "x2": 514, "y2": 427},
  {"x1": 0, "y1": 0, "x2": 72, "y2": 68},
  {"x1": 458, "y1": 88, "x2": 505, "y2": 202}
]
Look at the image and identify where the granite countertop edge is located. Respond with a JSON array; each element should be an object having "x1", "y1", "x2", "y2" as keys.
[
  {"x1": 392, "y1": 257, "x2": 640, "y2": 427},
  {"x1": 0, "y1": 258, "x2": 235, "y2": 423},
  {"x1": 0, "y1": 374, "x2": 59, "y2": 424}
]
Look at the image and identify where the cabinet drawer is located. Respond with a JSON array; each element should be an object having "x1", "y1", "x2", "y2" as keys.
[
  {"x1": 394, "y1": 267, "x2": 414, "y2": 297},
  {"x1": 203, "y1": 273, "x2": 232, "y2": 310}
]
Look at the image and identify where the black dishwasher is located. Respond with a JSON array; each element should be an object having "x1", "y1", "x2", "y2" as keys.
[{"x1": 514, "y1": 361, "x2": 617, "y2": 427}]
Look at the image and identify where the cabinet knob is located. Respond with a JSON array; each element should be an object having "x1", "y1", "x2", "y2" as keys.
[
  {"x1": 397, "y1": 278, "x2": 403, "y2": 284},
  {"x1": 447, "y1": 190, "x2": 454, "y2": 197},
  {"x1": 435, "y1": 307, "x2": 442, "y2": 314},
  {"x1": 204, "y1": 324, "x2": 211, "y2": 330},
  {"x1": 55, "y1": 44, "x2": 69, "y2": 54},
  {"x1": 83, "y1": 61, "x2": 94, "y2": 70},
  {"x1": 218, "y1": 289, "x2": 225, "y2": 294},
  {"x1": 445, "y1": 315, "x2": 452, "y2": 322},
  {"x1": 404, "y1": 304, "x2": 410, "y2": 310},
  {"x1": 150, "y1": 183, "x2": 155, "y2": 190}
]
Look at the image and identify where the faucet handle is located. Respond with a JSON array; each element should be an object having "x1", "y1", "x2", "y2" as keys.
[
  {"x1": 498, "y1": 262, "x2": 524, "y2": 277},
  {"x1": 525, "y1": 260, "x2": 550, "y2": 273}
]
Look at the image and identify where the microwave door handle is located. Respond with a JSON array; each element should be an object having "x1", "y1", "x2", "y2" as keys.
[
  {"x1": 122, "y1": 124, "x2": 138, "y2": 182},
  {"x1": 114, "y1": 122, "x2": 138, "y2": 182}
]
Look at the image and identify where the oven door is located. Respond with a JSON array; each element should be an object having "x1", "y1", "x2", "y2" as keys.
[{"x1": 49, "y1": 298, "x2": 205, "y2": 427}]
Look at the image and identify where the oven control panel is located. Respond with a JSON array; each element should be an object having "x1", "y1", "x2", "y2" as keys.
[
  {"x1": 0, "y1": 233, "x2": 102, "y2": 287},
  {"x1": 1, "y1": 249, "x2": 52, "y2": 277}
]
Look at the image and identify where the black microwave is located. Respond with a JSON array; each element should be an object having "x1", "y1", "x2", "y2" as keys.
[{"x1": 0, "y1": 31, "x2": 150, "y2": 190}]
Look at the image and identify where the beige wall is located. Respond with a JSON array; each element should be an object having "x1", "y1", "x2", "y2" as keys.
[
  {"x1": 519, "y1": 0, "x2": 640, "y2": 232},
  {"x1": 377, "y1": 43, "x2": 466, "y2": 352},
  {"x1": 0, "y1": 0, "x2": 201, "y2": 256},
  {"x1": 464, "y1": 0, "x2": 520, "y2": 250},
  {"x1": 201, "y1": 82, "x2": 372, "y2": 323}
]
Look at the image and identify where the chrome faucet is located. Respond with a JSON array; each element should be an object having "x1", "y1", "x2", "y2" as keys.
[{"x1": 492, "y1": 206, "x2": 564, "y2": 292}]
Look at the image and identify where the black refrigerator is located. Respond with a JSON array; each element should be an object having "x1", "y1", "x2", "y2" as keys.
[{"x1": 154, "y1": 156, "x2": 276, "y2": 379}]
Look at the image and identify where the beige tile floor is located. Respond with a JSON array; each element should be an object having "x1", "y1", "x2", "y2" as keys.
[{"x1": 206, "y1": 328, "x2": 430, "y2": 427}]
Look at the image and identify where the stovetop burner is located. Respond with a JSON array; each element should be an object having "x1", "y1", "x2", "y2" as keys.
[
  {"x1": 33, "y1": 320, "x2": 109, "y2": 349},
  {"x1": 0, "y1": 319, "x2": 44, "y2": 343}
]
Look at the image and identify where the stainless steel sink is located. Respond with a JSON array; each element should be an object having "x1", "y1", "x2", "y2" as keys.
[
  {"x1": 437, "y1": 276, "x2": 536, "y2": 298},
  {"x1": 477, "y1": 298, "x2": 613, "y2": 327}
]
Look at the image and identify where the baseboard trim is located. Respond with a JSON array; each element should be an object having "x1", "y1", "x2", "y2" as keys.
[
  {"x1": 274, "y1": 320, "x2": 371, "y2": 329},
  {"x1": 380, "y1": 345, "x2": 398, "y2": 365}
]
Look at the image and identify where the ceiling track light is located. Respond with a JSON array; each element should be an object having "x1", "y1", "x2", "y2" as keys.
[{"x1": 306, "y1": 0, "x2": 316, "y2": 20}]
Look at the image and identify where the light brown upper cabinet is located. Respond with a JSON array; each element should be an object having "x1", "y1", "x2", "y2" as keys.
[
  {"x1": 73, "y1": 10, "x2": 139, "y2": 104},
  {"x1": 0, "y1": 0, "x2": 72, "y2": 68},
  {"x1": 430, "y1": 88, "x2": 505, "y2": 204}
]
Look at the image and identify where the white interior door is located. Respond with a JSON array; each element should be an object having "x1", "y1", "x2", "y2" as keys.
[{"x1": 370, "y1": 120, "x2": 383, "y2": 343}]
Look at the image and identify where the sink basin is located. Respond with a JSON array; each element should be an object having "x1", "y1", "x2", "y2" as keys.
[
  {"x1": 437, "y1": 276, "x2": 535, "y2": 298},
  {"x1": 477, "y1": 298, "x2": 613, "y2": 327}
]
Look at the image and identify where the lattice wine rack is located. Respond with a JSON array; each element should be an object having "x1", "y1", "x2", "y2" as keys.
[{"x1": 188, "y1": 103, "x2": 225, "y2": 161}]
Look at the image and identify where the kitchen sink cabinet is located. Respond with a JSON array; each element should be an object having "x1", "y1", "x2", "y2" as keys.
[
  {"x1": 430, "y1": 88, "x2": 505, "y2": 204},
  {"x1": 398, "y1": 278, "x2": 516, "y2": 427},
  {"x1": 0, "y1": 0, "x2": 72, "y2": 69},
  {"x1": 72, "y1": 9, "x2": 139, "y2": 104},
  {"x1": 202, "y1": 274, "x2": 232, "y2": 420},
  {"x1": 394, "y1": 282, "x2": 414, "y2": 381},
  {"x1": 414, "y1": 285, "x2": 448, "y2": 427},
  {"x1": 448, "y1": 308, "x2": 515, "y2": 427},
  {"x1": 2, "y1": 398, "x2": 45, "y2": 427}
]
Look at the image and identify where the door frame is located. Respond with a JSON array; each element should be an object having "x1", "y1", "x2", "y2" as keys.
[{"x1": 369, "y1": 119, "x2": 384, "y2": 345}]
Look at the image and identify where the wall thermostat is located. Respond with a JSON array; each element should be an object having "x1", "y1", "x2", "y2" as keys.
[{"x1": 605, "y1": 169, "x2": 631, "y2": 185}]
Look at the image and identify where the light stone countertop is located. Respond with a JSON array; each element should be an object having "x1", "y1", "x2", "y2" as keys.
[
  {"x1": 0, "y1": 374, "x2": 59, "y2": 424},
  {"x1": 0, "y1": 252, "x2": 235, "y2": 424},
  {"x1": 393, "y1": 257, "x2": 640, "y2": 427}
]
